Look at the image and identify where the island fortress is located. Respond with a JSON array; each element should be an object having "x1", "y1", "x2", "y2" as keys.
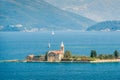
[
  {"x1": 26, "y1": 42, "x2": 64, "y2": 62},
  {"x1": 47, "y1": 42, "x2": 64, "y2": 62}
]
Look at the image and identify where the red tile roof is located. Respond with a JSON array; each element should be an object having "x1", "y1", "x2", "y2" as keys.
[{"x1": 49, "y1": 50, "x2": 63, "y2": 54}]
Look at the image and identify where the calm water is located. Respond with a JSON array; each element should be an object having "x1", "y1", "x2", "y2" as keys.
[
  {"x1": 0, "y1": 31, "x2": 120, "y2": 60},
  {"x1": 0, "y1": 62, "x2": 120, "y2": 80},
  {"x1": 0, "y1": 31, "x2": 120, "y2": 80}
]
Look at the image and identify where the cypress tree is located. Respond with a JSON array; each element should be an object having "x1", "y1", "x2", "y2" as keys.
[
  {"x1": 90, "y1": 50, "x2": 97, "y2": 58},
  {"x1": 114, "y1": 50, "x2": 119, "y2": 59}
]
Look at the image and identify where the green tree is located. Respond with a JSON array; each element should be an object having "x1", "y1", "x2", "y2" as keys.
[
  {"x1": 90, "y1": 50, "x2": 97, "y2": 58},
  {"x1": 64, "y1": 50, "x2": 72, "y2": 58},
  {"x1": 45, "y1": 52, "x2": 48, "y2": 61},
  {"x1": 114, "y1": 50, "x2": 119, "y2": 58}
]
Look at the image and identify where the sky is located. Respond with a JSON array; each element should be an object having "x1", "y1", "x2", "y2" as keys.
[{"x1": 45, "y1": 0, "x2": 120, "y2": 22}]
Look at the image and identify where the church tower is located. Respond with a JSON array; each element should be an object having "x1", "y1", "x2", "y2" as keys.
[{"x1": 61, "y1": 42, "x2": 64, "y2": 54}]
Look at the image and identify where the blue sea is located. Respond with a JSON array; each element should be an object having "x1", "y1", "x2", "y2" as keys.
[
  {"x1": 0, "y1": 62, "x2": 120, "y2": 80},
  {"x1": 0, "y1": 31, "x2": 120, "y2": 80}
]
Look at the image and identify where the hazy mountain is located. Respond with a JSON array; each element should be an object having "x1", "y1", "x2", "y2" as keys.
[
  {"x1": 0, "y1": 0, "x2": 95, "y2": 32},
  {"x1": 87, "y1": 21, "x2": 120, "y2": 31},
  {"x1": 45, "y1": 0, "x2": 120, "y2": 21}
]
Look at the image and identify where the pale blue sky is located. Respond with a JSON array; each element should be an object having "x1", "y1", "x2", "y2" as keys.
[{"x1": 45, "y1": 0, "x2": 120, "y2": 22}]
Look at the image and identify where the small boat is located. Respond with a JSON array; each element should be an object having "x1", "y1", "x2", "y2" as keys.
[
  {"x1": 48, "y1": 43, "x2": 50, "y2": 48},
  {"x1": 52, "y1": 31, "x2": 55, "y2": 35}
]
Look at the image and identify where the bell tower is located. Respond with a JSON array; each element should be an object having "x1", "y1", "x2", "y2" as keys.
[{"x1": 61, "y1": 42, "x2": 64, "y2": 54}]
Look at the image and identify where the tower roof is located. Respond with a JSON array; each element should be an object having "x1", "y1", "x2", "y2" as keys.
[{"x1": 61, "y1": 42, "x2": 64, "y2": 47}]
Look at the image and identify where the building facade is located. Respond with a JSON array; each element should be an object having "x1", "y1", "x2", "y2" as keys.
[
  {"x1": 47, "y1": 42, "x2": 64, "y2": 62},
  {"x1": 26, "y1": 54, "x2": 45, "y2": 62}
]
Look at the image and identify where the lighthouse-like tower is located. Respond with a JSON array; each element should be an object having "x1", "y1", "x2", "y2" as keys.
[{"x1": 61, "y1": 42, "x2": 64, "y2": 58}]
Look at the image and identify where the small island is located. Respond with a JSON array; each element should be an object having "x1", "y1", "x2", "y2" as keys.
[{"x1": 25, "y1": 42, "x2": 120, "y2": 63}]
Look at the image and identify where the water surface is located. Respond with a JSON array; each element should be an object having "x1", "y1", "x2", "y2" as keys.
[{"x1": 0, "y1": 62, "x2": 120, "y2": 80}]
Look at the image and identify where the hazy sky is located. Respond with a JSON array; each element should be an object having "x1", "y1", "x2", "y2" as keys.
[{"x1": 45, "y1": 0, "x2": 120, "y2": 22}]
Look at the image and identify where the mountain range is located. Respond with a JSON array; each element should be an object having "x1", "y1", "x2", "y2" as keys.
[
  {"x1": 0, "y1": 0, "x2": 95, "y2": 32},
  {"x1": 87, "y1": 21, "x2": 120, "y2": 31}
]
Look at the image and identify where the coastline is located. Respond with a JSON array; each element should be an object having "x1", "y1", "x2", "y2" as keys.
[
  {"x1": 90, "y1": 59, "x2": 120, "y2": 63},
  {"x1": 0, "y1": 59, "x2": 120, "y2": 63}
]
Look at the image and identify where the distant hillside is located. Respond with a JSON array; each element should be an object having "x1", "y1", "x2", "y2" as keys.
[
  {"x1": 87, "y1": 21, "x2": 120, "y2": 31},
  {"x1": 0, "y1": 0, "x2": 95, "y2": 32}
]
